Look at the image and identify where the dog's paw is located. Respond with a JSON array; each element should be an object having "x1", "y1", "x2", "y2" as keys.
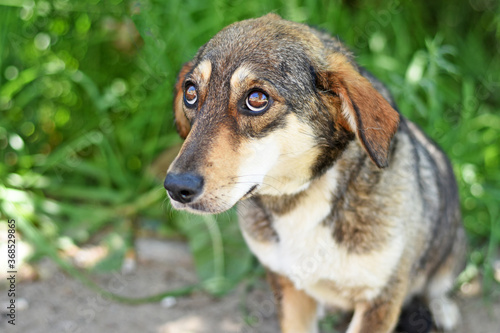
[{"x1": 429, "y1": 296, "x2": 460, "y2": 331}]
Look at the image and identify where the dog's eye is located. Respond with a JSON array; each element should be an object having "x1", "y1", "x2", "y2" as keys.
[
  {"x1": 246, "y1": 91, "x2": 269, "y2": 112},
  {"x1": 184, "y1": 83, "x2": 197, "y2": 106}
]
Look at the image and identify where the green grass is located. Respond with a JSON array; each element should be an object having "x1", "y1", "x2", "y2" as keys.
[{"x1": 0, "y1": 0, "x2": 499, "y2": 297}]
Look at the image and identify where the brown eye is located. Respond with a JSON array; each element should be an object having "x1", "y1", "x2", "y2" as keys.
[
  {"x1": 184, "y1": 83, "x2": 197, "y2": 106},
  {"x1": 246, "y1": 91, "x2": 269, "y2": 112}
]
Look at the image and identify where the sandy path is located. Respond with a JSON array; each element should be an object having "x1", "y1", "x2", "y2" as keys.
[{"x1": 0, "y1": 238, "x2": 498, "y2": 333}]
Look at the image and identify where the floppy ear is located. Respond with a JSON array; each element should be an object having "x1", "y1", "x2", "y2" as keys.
[
  {"x1": 173, "y1": 61, "x2": 194, "y2": 139},
  {"x1": 318, "y1": 54, "x2": 400, "y2": 168}
]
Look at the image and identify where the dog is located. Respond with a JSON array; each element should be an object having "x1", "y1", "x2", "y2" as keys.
[{"x1": 163, "y1": 14, "x2": 466, "y2": 333}]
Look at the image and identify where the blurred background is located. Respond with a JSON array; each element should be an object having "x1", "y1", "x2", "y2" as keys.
[{"x1": 0, "y1": 0, "x2": 499, "y2": 327}]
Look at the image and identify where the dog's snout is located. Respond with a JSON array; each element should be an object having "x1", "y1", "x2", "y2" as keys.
[{"x1": 164, "y1": 173, "x2": 204, "y2": 204}]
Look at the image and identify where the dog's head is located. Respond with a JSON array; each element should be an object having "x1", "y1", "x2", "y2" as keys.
[{"x1": 164, "y1": 14, "x2": 399, "y2": 214}]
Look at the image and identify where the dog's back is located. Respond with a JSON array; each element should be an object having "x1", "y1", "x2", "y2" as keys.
[{"x1": 315, "y1": 27, "x2": 466, "y2": 296}]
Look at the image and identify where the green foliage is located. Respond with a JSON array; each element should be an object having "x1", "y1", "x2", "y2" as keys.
[
  {"x1": 0, "y1": 0, "x2": 499, "y2": 297},
  {"x1": 174, "y1": 211, "x2": 254, "y2": 295}
]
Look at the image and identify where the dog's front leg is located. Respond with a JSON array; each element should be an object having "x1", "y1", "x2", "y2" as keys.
[
  {"x1": 267, "y1": 271, "x2": 319, "y2": 333},
  {"x1": 346, "y1": 280, "x2": 408, "y2": 333}
]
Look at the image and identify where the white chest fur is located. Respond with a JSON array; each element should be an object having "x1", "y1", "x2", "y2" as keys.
[{"x1": 241, "y1": 167, "x2": 405, "y2": 309}]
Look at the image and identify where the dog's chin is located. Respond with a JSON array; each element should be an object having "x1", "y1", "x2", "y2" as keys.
[
  {"x1": 168, "y1": 194, "x2": 239, "y2": 215},
  {"x1": 169, "y1": 200, "x2": 229, "y2": 215},
  {"x1": 168, "y1": 185, "x2": 260, "y2": 215}
]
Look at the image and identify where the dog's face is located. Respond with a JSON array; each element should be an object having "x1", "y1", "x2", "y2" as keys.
[{"x1": 164, "y1": 14, "x2": 399, "y2": 214}]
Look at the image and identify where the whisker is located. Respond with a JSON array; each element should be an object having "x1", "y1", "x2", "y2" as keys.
[
  {"x1": 230, "y1": 174, "x2": 286, "y2": 186},
  {"x1": 231, "y1": 181, "x2": 284, "y2": 195}
]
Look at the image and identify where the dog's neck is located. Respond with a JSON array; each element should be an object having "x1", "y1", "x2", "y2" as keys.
[
  {"x1": 248, "y1": 141, "x2": 370, "y2": 215},
  {"x1": 238, "y1": 139, "x2": 391, "y2": 245}
]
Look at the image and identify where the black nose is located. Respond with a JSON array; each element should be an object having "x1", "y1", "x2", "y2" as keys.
[{"x1": 164, "y1": 173, "x2": 204, "y2": 204}]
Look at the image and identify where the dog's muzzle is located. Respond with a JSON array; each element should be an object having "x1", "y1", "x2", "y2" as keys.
[{"x1": 164, "y1": 173, "x2": 204, "y2": 204}]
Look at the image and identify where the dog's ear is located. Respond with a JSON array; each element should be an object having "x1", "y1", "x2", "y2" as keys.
[
  {"x1": 318, "y1": 54, "x2": 400, "y2": 168},
  {"x1": 173, "y1": 61, "x2": 194, "y2": 139}
]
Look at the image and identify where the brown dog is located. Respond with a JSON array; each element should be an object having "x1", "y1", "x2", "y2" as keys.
[{"x1": 164, "y1": 14, "x2": 466, "y2": 333}]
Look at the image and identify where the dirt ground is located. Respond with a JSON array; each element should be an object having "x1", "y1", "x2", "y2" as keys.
[{"x1": 1, "y1": 238, "x2": 499, "y2": 333}]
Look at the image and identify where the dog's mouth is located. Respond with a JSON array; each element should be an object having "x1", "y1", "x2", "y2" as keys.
[
  {"x1": 240, "y1": 184, "x2": 259, "y2": 201},
  {"x1": 168, "y1": 183, "x2": 260, "y2": 214}
]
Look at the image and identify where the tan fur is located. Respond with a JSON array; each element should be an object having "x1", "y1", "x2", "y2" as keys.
[
  {"x1": 268, "y1": 272, "x2": 319, "y2": 333},
  {"x1": 350, "y1": 267, "x2": 409, "y2": 333},
  {"x1": 165, "y1": 14, "x2": 466, "y2": 333},
  {"x1": 198, "y1": 59, "x2": 212, "y2": 82}
]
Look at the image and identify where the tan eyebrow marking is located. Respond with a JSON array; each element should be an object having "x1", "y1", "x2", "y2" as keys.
[
  {"x1": 230, "y1": 64, "x2": 254, "y2": 88},
  {"x1": 196, "y1": 59, "x2": 212, "y2": 83}
]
